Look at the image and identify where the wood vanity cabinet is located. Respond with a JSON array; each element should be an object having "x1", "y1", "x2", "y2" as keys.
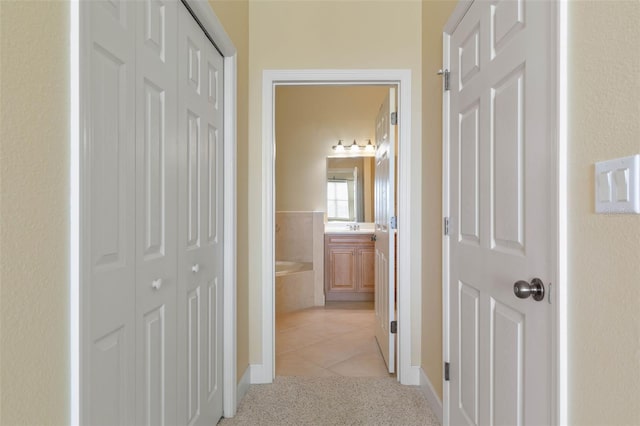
[{"x1": 324, "y1": 233, "x2": 375, "y2": 301}]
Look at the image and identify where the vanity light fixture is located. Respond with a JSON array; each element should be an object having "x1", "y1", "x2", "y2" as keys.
[
  {"x1": 332, "y1": 140, "x2": 346, "y2": 152},
  {"x1": 363, "y1": 139, "x2": 375, "y2": 153},
  {"x1": 331, "y1": 139, "x2": 376, "y2": 153}
]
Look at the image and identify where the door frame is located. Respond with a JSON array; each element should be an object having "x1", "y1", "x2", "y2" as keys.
[
  {"x1": 71, "y1": 0, "x2": 238, "y2": 421},
  {"x1": 254, "y1": 69, "x2": 418, "y2": 385},
  {"x1": 440, "y1": 1, "x2": 568, "y2": 425}
]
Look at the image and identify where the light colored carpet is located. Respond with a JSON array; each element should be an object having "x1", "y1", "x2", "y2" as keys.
[{"x1": 219, "y1": 376, "x2": 441, "y2": 426}]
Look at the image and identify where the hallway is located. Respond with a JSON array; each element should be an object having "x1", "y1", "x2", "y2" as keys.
[
  {"x1": 276, "y1": 302, "x2": 390, "y2": 377},
  {"x1": 216, "y1": 304, "x2": 443, "y2": 425}
]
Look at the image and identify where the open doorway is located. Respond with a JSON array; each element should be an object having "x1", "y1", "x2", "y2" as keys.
[
  {"x1": 256, "y1": 69, "x2": 417, "y2": 386},
  {"x1": 274, "y1": 85, "x2": 395, "y2": 377}
]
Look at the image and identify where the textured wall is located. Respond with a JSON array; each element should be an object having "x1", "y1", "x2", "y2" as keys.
[
  {"x1": 247, "y1": 0, "x2": 423, "y2": 368},
  {"x1": 0, "y1": 1, "x2": 70, "y2": 424},
  {"x1": 568, "y1": 1, "x2": 640, "y2": 424},
  {"x1": 208, "y1": 0, "x2": 250, "y2": 385},
  {"x1": 275, "y1": 85, "x2": 388, "y2": 214}
]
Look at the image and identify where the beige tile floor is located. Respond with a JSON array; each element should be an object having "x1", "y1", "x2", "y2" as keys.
[{"x1": 275, "y1": 302, "x2": 393, "y2": 377}]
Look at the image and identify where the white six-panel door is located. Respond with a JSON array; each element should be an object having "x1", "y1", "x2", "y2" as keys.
[
  {"x1": 84, "y1": 1, "x2": 223, "y2": 424},
  {"x1": 177, "y1": 4, "x2": 224, "y2": 425},
  {"x1": 447, "y1": 0, "x2": 553, "y2": 425},
  {"x1": 374, "y1": 88, "x2": 396, "y2": 374}
]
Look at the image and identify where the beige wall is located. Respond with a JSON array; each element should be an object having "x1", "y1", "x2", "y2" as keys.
[
  {"x1": 208, "y1": 0, "x2": 250, "y2": 384},
  {"x1": 0, "y1": 1, "x2": 70, "y2": 424},
  {"x1": 420, "y1": 0, "x2": 458, "y2": 401},
  {"x1": 248, "y1": 0, "x2": 423, "y2": 367},
  {"x1": 275, "y1": 85, "x2": 387, "y2": 214},
  {"x1": 568, "y1": 1, "x2": 640, "y2": 424}
]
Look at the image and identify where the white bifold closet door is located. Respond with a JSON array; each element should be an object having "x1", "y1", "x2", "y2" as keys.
[
  {"x1": 176, "y1": 4, "x2": 224, "y2": 426},
  {"x1": 85, "y1": 1, "x2": 223, "y2": 425}
]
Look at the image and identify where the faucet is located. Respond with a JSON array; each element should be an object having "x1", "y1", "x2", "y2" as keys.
[{"x1": 347, "y1": 223, "x2": 360, "y2": 231}]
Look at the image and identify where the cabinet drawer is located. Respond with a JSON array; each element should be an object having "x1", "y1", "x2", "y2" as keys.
[{"x1": 325, "y1": 233, "x2": 374, "y2": 245}]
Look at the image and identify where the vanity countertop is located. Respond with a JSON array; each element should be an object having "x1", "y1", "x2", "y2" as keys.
[
  {"x1": 324, "y1": 223, "x2": 375, "y2": 235},
  {"x1": 324, "y1": 229, "x2": 374, "y2": 235}
]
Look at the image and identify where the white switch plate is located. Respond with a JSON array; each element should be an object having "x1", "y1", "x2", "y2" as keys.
[{"x1": 595, "y1": 154, "x2": 640, "y2": 214}]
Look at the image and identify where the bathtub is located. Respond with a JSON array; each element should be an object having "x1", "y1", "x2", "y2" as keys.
[
  {"x1": 275, "y1": 260, "x2": 315, "y2": 313},
  {"x1": 275, "y1": 260, "x2": 313, "y2": 277}
]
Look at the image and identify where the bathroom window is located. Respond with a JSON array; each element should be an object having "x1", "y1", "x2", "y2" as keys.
[{"x1": 327, "y1": 180, "x2": 350, "y2": 220}]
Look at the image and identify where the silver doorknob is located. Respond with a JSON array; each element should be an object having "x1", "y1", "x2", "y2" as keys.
[
  {"x1": 513, "y1": 278, "x2": 545, "y2": 301},
  {"x1": 371, "y1": 234, "x2": 377, "y2": 242}
]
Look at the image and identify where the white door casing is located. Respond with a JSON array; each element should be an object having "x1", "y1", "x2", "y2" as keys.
[
  {"x1": 374, "y1": 88, "x2": 397, "y2": 374},
  {"x1": 445, "y1": 0, "x2": 557, "y2": 425},
  {"x1": 257, "y1": 70, "x2": 415, "y2": 385},
  {"x1": 177, "y1": 3, "x2": 224, "y2": 424}
]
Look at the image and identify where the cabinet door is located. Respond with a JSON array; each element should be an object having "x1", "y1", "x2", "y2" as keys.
[
  {"x1": 326, "y1": 246, "x2": 357, "y2": 292},
  {"x1": 357, "y1": 246, "x2": 375, "y2": 293}
]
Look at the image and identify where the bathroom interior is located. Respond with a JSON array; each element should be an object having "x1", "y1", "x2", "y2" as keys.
[{"x1": 274, "y1": 85, "x2": 397, "y2": 377}]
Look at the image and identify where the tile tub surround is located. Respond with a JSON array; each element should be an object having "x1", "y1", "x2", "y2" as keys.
[
  {"x1": 275, "y1": 211, "x2": 325, "y2": 310},
  {"x1": 275, "y1": 269, "x2": 315, "y2": 314}
]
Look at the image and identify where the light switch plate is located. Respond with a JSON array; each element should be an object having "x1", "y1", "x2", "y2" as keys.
[{"x1": 595, "y1": 154, "x2": 640, "y2": 214}]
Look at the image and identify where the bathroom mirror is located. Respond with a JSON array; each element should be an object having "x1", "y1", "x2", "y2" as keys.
[{"x1": 326, "y1": 157, "x2": 375, "y2": 223}]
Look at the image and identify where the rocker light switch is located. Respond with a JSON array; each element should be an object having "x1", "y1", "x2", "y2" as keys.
[
  {"x1": 614, "y1": 168, "x2": 629, "y2": 202},
  {"x1": 595, "y1": 155, "x2": 640, "y2": 214}
]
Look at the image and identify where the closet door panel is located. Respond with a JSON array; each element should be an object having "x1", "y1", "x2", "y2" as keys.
[
  {"x1": 177, "y1": 7, "x2": 205, "y2": 425},
  {"x1": 135, "y1": 1, "x2": 178, "y2": 425},
  {"x1": 177, "y1": 4, "x2": 224, "y2": 424},
  {"x1": 86, "y1": 2, "x2": 137, "y2": 425},
  {"x1": 202, "y1": 43, "x2": 224, "y2": 413}
]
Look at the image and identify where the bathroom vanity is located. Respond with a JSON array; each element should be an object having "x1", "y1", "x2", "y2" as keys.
[{"x1": 324, "y1": 232, "x2": 375, "y2": 301}]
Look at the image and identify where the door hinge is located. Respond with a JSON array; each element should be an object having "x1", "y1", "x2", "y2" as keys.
[
  {"x1": 390, "y1": 112, "x2": 398, "y2": 125},
  {"x1": 444, "y1": 362, "x2": 450, "y2": 381},
  {"x1": 444, "y1": 217, "x2": 450, "y2": 236},
  {"x1": 390, "y1": 216, "x2": 397, "y2": 230},
  {"x1": 390, "y1": 320, "x2": 397, "y2": 334},
  {"x1": 438, "y1": 68, "x2": 450, "y2": 91}
]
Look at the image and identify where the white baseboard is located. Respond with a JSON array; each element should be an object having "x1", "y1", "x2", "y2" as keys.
[
  {"x1": 236, "y1": 366, "x2": 251, "y2": 408},
  {"x1": 399, "y1": 364, "x2": 421, "y2": 385},
  {"x1": 420, "y1": 367, "x2": 443, "y2": 425},
  {"x1": 249, "y1": 363, "x2": 272, "y2": 384}
]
